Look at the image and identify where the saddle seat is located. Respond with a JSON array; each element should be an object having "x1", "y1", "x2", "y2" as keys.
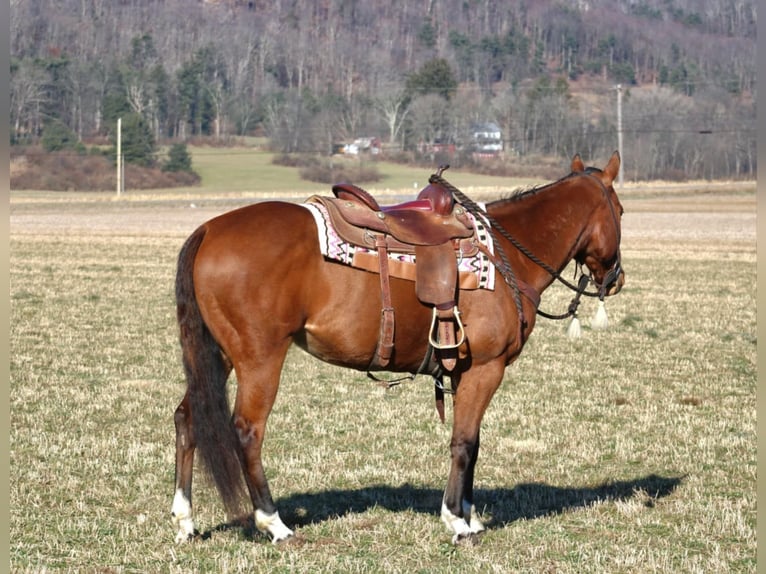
[{"x1": 329, "y1": 182, "x2": 474, "y2": 246}]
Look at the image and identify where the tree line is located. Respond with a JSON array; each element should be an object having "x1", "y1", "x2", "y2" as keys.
[{"x1": 10, "y1": 0, "x2": 756, "y2": 180}]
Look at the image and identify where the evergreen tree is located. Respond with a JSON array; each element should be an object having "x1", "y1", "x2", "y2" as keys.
[
  {"x1": 115, "y1": 112, "x2": 156, "y2": 167},
  {"x1": 102, "y1": 67, "x2": 132, "y2": 130},
  {"x1": 162, "y1": 143, "x2": 193, "y2": 173},
  {"x1": 406, "y1": 59, "x2": 458, "y2": 101},
  {"x1": 41, "y1": 121, "x2": 82, "y2": 153}
]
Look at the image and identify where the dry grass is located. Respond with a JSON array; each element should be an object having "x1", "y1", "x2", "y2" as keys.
[{"x1": 10, "y1": 186, "x2": 755, "y2": 573}]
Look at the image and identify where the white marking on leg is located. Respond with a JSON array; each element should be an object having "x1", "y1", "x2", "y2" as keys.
[
  {"x1": 171, "y1": 489, "x2": 195, "y2": 543},
  {"x1": 441, "y1": 501, "x2": 472, "y2": 544},
  {"x1": 462, "y1": 500, "x2": 486, "y2": 534},
  {"x1": 255, "y1": 509, "x2": 294, "y2": 543}
]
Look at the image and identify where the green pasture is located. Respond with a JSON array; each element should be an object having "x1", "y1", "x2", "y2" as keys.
[
  {"x1": 189, "y1": 146, "x2": 546, "y2": 196},
  {"x1": 10, "y1": 179, "x2": 756, "y2": 572}
]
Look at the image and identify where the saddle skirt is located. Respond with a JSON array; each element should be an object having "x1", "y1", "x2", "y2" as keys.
[{"x1": 303, "y1": 198, "x2": 496, "y2": 291}]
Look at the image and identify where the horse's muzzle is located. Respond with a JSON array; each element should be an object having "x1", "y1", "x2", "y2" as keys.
[
  {"x1": 605, "y1": 270, "x2": 625, "y2": 296},
  {"x1": 599, "y1": 256, "x2": 625, "y2": 298}
]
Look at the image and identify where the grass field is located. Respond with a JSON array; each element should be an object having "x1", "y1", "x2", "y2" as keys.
[
  {"x1": 10, "y1": 162, "x2": 756, "y2": 572},
  {"x1": 188, "y1": 147, "x2": 549, "y2": 196}
]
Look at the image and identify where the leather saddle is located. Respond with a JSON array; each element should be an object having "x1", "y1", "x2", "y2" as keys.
[
  {"x1": 308, "y1": 173, "x2": 476, "y2": 372},
  {"x1": 329, "y1": 182, "x2": 474, "y2": 246}
]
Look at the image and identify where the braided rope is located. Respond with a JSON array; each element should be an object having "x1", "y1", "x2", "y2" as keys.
[
  {"x1": 430, "y1": 172, "x2": 602, "y2": 299},
  {"x1": 429, "y1": 172, "x2": 527, "y2": 325}
]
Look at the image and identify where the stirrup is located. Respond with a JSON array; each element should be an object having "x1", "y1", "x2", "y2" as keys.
[{"x1": 428, "y1": 307, "x2": 466, "y2": 350}]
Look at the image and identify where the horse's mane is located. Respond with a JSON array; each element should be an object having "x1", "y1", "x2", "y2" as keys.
[{"x1": 490, "y1": 166, "x2": 604, "y2": 206}]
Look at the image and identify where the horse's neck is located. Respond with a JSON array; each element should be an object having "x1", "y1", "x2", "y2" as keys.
[{"x1": 490, "y1": 182, "x2": 594, "y2": 291}]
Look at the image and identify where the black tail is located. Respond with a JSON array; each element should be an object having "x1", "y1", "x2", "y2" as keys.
[{"x1": 175, "y1": 226, "x2": 246, "y2": 516}]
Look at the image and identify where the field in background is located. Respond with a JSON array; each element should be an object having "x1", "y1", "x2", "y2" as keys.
[
  {"x1": 10, "y1": 169, "x2": 756, "y2": 572},
  {"x1": 188, "y1": 146, "x2": 554, "y2": 195}
]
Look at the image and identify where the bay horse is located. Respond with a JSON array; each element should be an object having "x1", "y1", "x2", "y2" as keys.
[{"x1": 171, "y1": 152, "x2": 625, "y2": 545}]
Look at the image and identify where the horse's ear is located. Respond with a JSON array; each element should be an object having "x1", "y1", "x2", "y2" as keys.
[
  {"x1": 571, "y1": 154, "x2": 585, "y2": 173},
  {"x1": 601, "y1": 151, "x2": 621, "y2": 185}
]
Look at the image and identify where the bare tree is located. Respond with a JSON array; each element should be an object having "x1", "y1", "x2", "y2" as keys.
[
  {"x1": 373, "y1": 84, "x2": 411, "y2": 147},
  {"x1": 11, "y1": 60, "x2": 49, "y2": 139}
]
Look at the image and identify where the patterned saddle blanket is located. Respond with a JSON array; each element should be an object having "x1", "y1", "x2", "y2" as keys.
[{"x1": 303, "y1": 200, "x2": 496, "y2": 291}]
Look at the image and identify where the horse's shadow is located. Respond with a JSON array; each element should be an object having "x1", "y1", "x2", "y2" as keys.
[{"x1": 202, "y1": 473, "x2": 684, "y2": 541}]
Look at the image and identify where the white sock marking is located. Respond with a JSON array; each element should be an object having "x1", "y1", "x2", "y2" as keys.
[
  {"x1": 462, "y1": 500, "x2": 486, "y2": 533},
  {"x1": 441, "y1": 501, "x2": 472, "y2": 543},
  {"x1": 255, "y1": 509, "x2": 294, "y2": 543},
  {"x1": 171, "y1": 489, "x2": 195, "y2": 543}
]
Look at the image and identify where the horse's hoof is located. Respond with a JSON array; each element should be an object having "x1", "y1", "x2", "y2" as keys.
[
  {"x1": 273, "y1": 532, "x2": 304, "y2": 547},
  {"x1": 172, "y1": 515, "x2": 197, "y2": 544},
  {"x1": 272, "y1": 532, "x2": 302, "y2": 546},
  {"x1": 256, "y1": 509, "x2": 294, "y2": 544},
  {"x1": 271, "y1": 532, "x2": 292, "y2": 544},
  {"x1": 452, "y1": 531, "x2": 481, "y2": 546},
  {"x1": 174, "y1": 529, "x2": 198, "y2": 544}
]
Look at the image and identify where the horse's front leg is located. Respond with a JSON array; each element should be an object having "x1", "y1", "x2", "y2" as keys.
[
  {"x1": 171, "y1": 392, "x2": 197, "y2": 543},
  {"x1": 441, "y1": 363, "x2": 504, "y2": 544}
]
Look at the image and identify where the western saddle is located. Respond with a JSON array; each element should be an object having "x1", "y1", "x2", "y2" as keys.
[{"x1": 307, "y1": 168, "x2": 476, "y2": 373}]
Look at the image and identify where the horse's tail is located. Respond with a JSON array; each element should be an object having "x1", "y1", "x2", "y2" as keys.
[{"x1": 175, "y1": 225, "x2": 245, "y2": 516}]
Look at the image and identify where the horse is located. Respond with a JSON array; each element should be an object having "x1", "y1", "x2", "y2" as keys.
[{"x1": 171, "y1": 151, "x2": 625, "y2": 545}]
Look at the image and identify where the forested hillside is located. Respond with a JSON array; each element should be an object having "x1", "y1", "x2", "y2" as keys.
[{"x1": 10, "y1": 0, "x2": 756, "y2": 181}]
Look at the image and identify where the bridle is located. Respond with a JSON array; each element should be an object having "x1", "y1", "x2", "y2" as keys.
[
  {"x1": 429, "y1": 167, "x2": 623, "y2": 325},
  {"x1": 581, "y1": 169, "x2": 624, "y2": 302}
]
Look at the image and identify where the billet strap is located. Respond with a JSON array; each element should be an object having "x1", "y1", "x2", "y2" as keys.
[
  {"x1": 369, "y1": 235, "x2": 395, "y2": 369},
  {"x1": 434, "y1": 374, "x2": 455, "y2": 424}
]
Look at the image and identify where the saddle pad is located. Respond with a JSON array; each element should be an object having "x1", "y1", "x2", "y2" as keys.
[{"x1": 303, "y1": 201, "x2": 496, "y2": 291}]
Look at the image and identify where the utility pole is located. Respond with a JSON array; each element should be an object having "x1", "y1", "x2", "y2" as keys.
[
  {"x1": 616, "y1": 84, "x2": 624, "y2": 187},
  {"x1": 116, "y1": 117, "x2": 122, "y2": 196}
]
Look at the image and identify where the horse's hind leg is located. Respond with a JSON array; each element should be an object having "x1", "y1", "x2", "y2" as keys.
[
  {"x1": 171, "y1": 392, "x2": 196, "y2": 542},
  {"x1": 233, "y1": 345, "x2": 295, "y2": 543}
]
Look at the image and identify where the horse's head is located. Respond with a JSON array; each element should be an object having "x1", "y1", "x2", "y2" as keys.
[{"x1": 571, "y1": 151, "x2": 625, "y2": 299}]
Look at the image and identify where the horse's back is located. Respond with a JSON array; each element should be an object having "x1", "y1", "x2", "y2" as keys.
[
  {"x1": 201, "y1": 201, "x2": 318, "y2": 250},
  {"x1": 195, "y1": 201, "x2": 321, "y2": 292}
]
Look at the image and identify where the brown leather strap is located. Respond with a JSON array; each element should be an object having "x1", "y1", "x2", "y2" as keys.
[
  {"x1": 370, "y1": 235, "x2": 395, "y2": 368},
  {"x1": 437, "y1": 317, "x2": 457, "y2": 371}
]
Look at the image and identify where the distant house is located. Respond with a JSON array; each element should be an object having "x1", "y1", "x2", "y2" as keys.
[
  {"x1": 418, "y1": 139, "x2": 457, "y2": 157},
  {"x1": 352, "y1": 137, "x2": 381, "y2": 155},
  {"x1": 471, "y1": 122, "x2": 503, "y2": 154},
  {"x1": 332, "y1": 137, "x2": 381, "y2": 156}
]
